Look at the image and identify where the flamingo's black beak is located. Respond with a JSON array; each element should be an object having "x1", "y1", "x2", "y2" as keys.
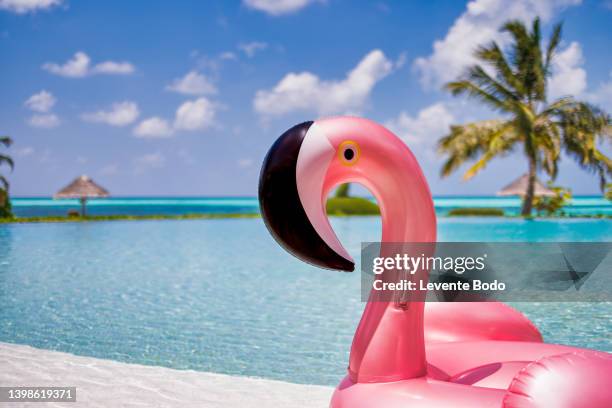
[{"x1": 258, "y1": 121, "x2": 355, "y2": 272}]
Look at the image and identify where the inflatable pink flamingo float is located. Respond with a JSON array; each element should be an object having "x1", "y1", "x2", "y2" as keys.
[{"x1": 259, "y1": 117, "x2": 612, "y2": 407}]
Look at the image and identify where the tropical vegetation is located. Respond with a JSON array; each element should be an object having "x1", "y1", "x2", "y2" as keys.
[
  {"x1": 448, "y1": 207, "x2": 505, "y2": 217},
  {"x1": 0, "y1": 136, "x2": 14, "y2": 218},
  {"x1": 326, "y1": 197, "x2": 380, "y2": 216},
  {"x1": 334, "y1": 183, "x2": 350, "y2": 198},
  {"x1": 438, "y1": 18, "x2": 611, "y2": 216},
  {"x1": 0, "y1": 213, "x2": 260, "y2": 224},
  {"x1": 533, "y1": 183, "x2": 572, "y2": 216},
  {"x1": 328, "y1": 181, "x2": 381, "y2": 215}
]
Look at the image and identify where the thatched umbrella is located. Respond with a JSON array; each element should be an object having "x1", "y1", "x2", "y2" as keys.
[
  {"x1": 54, "y1": 175, "x2": 109, "y2": 216},
  {"x1": 497, "y1": 174, "x2": 555, "y2": 197}
]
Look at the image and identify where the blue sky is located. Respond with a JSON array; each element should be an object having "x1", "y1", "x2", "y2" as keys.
[{"x1": 1, "y1": 0, "x2": 611, "y2": 196}]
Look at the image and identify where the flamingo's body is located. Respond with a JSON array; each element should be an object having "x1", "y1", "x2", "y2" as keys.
[
  {"x1": 258, "y1": 117, "x2": 612, "y2": 407},
  {"x1": 425, "y1": 302, "x2": 543, "y2": 344}
]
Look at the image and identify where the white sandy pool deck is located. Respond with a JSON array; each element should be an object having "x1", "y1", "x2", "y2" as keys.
[{"x1": 0, "y1": 342, "x2": 333, "y2": 407}]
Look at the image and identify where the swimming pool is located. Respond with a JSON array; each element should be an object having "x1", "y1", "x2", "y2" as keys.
[{"x1": 0, "y1": 217, "x2": 610, "y2": 386}]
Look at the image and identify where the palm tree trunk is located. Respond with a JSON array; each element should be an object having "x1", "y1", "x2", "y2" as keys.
[
  {"x1": 335, "y1": 183, "x2": 351, "y2": 198},
  {"x1": 521, "y1": 158, "x2": 537, "y2": 216},
  {"x1": 80, "y1": 197, "x2": 87, "y2": 217},
  {"x1": 0, "y1": 189, "x2": 9, "y2": 218}
]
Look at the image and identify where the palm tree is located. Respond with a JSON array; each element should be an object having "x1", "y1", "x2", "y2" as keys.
[
  {"x1": 438, "y1": 18, "x2": 611, "y2": 215},
  {"x1": 0, "y1": 136, "x2": 14, "y2": 218},
  {"x1": 335, "y1": 183, "x2": 350, "y2": 198}
]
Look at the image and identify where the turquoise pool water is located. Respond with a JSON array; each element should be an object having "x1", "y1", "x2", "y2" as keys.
[
  {"x1": 0, "y1": 217, "x2": 610, "y2": 386},
  {"x1": 10, "y1": 195, "x2": 612, "y2": 217}
]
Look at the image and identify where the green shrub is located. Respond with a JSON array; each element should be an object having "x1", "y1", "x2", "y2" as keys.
[
  {"x1": 533, "y1": 184, "x2": 571, "y2": 216},
  {"x1": 0, "y1": 213, "x2": 260, "y2": 224},
  {"x1": 448, "y1": 207, "x2": 504, "y2": 217},
  {"x1": 326, "y1": 197, "x2": 380, "y2": 216}
]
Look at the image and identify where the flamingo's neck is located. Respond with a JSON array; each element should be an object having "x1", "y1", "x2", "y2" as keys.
[{"x1": 347, "y1": 171, "x2": 436, "y2": 383}]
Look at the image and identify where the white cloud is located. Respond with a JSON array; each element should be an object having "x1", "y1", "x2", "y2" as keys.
[
  {"x1": 28, "y1": 113, "x2": 60, "y2": 128},
  {"x1": 413, "y1": 0, "x2": 582, "y2": 88},
  {"x1": 24, "y1": 90, "x2": 56, "y2": 113},
  {"x1": 194, "y1": 52, "x2": 234, "y2": 73},
  {"x1": 43, "y1": 51, "x2": 135, "y2": 78},
  {"x1": 238, "y1": 158, "x2": 254, "y2": 168},
  {"x1": 238, "y1": 41, "x2": 268, "y2": 57},
  {"x1": 395, "y1": 52, "x2": 408, "y2": 70},
  {"x1": 25, "y1": 90, "x2": 60, "y2": 126},
  {"x1": 166, "y1": 71, "x2": 217, "y2": 95},
  {"x1": 43, "y1": 52, "x2": 90, "y2": 77},
  {"x1": 0, "y1": 0, "x2": 62, "y2": 14},
  {"x1": 220, "y1": 51, "x2": 238, "y2": 61},
  {"x1": 134, "y1": 152, "x2": 165, "y2": 173},
  {"x1": 586, "y1": 71, "x2": 612, "y2": 112},
  {"x1": 92, "y1": 60, "x2": 135, "y2": 75},
  {"x1": 99, "y1": 163, "x2": 119, "y2": 176},
  {"x1": 174, "y1": 97, "x2": 216, "y2": 131},
  {"x1": 385, "y1": 103, "x2": 455, "y2": 145},
  {"x1": 133, "y1": 117, "x2": 174, "y2": 138},
  {"x1": 132, "y1": 99, "x2": 217, "y2": 138},
  {"x1": 254, "y1": 49, "x2": 394, "y2": 117},
  {"x1": 13, "y1": 146, "x2": 34, "y2": 157},
  {"x1": 243, "y1": 0, "x2": 320, "y2": 16},
  {"x1": 548, "y1": 41, "x2": 587, "y2": 99},
  {"x1": 82, "y1": 101, "x2": 140, "y2": 126}
]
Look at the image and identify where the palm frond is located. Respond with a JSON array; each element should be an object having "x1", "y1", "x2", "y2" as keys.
[
  {"x1": 475, "y1": 42, "x2": 524, "y2": 95},
  {"x1": 463, "y1": 131, "x2": 517, "y2": 179},
  {"x1": 501, "y1": 20, "x2": 531, "y2": 69},
  {"x1": 438, "y1": 120, "x2": 516, "y2": 178},
  {"x1": 445, "y1": 80, "x2": 512, "y2": 113},
  {"x1": 0, "y1": 136, "x2": 13, "y2": 148},
  {"x1": 591, "y1": 150, "x2": 612, "y2": 189},
  {"x1": 502, "y1": 18, "x2": 546, "y2": 101},
  {"x1": 465, "y1": 65, "x2": 519, "y2": 105},
  {"x1": 0, "y1": 154, "x2": 15, "y2": 170},
  {"x1": 555, "y1": 102, "x2": 611, "y2": 139},
  {"x1": 544, "y1": 23, "x2": 563, "y2": 75},
  {"x1": 555, "y1": 102, "x2": 612, "y2": 189},
  {"x1": 540, "y1": 97, "x2": 575, "y2": 117},
  {"x1": 529, "y1": 18, "x2": 546, "y2": 99},
  {"x1": 531, "y1": 18, "x2": 542, "y2": 49},
  {"x1": 0, "y1": 154, "x2": 14, "y2": 171},
  {"x1": 0, "y1": 175, "x2": 8, "y2": 191},
  {"x1": 502, "y1": 20, "x2": 531, "y2": 45},
  {"x1": 533, "y1": 121, "x2": 561, "y2": 178}
]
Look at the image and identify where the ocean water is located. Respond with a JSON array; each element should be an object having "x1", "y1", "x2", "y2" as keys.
[
  {"x1": 10, "y1": 195, "x2": 612, "y2": 217},
  {"x1": 0, "y1": 217, "x2": 610, "y2": 386}
]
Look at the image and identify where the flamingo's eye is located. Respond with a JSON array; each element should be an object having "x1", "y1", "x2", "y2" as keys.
[{"x1": 338, "y1": 140, "x2": 360, "y2": 166}]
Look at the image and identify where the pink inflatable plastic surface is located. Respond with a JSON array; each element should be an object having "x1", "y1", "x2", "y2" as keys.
[{"x1": 258, "y1": 117, "x2": 612, "y2": 407}]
